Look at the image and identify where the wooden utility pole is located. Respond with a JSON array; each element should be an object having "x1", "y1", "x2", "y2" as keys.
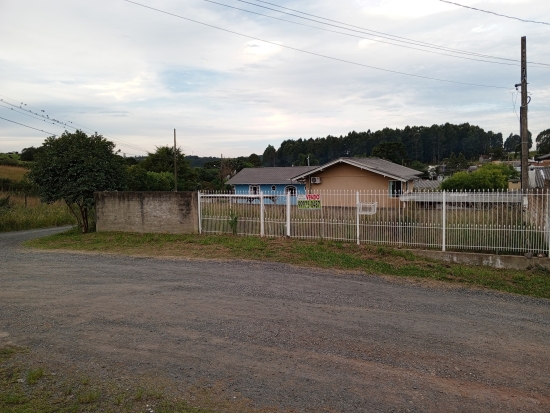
[
  {"x1": 174, "y1": 128, "x2": 178, "y2": 192},
  {"x1": 520, "y1": 36, "x2": 529, "y2": 191}
]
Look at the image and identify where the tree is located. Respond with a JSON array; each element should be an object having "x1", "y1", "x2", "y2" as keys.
[
  {"x1": 20, "y1": 146, "x2": 41, "y2": 162},
  {"x1": 140, "y1": 146, "x2": 197, "y2": 190},
  {"x1": 262, "y1": 145, "x2": 277, "y2": 167},
  {"x1": 29, "y1": 130, "x2": 126, "y2": 232},
  {"x1": 536, "y1": 129, "x2": 550, "y2": 155},
  {"x1": 248, "y1": 153, "x2": 262, "y2": 167},
  {"x1": 372, "y1": 142, "x2": 408, "y2": 165}
]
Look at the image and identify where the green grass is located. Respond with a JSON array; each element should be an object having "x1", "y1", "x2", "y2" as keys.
[
  {"x1": 0, "y1": 346, "x2": 282, "y2": 413},
  {"x1": 26, "y1": 230, "x2": 550, "y2": 299},
  {"x1": 0, "y1": 192, "x2": 76, "y2": 232}
]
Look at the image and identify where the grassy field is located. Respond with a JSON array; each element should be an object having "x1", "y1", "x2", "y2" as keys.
[
  {"x1": 0, "y1": 345, "x2": 284, "y2": 413},
  {"x1": 0, "y1": 165, "x2": 28, "y2": 181},
  {"x1": 26, "y1": 230, "x2": 550, "y2": 299},
  {"x1": 0, "y1": 192, "x2": 76, "y2": 232}
]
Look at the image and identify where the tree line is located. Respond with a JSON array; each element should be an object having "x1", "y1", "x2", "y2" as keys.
[{"x1": 262, "y1": 124, "x2": 550, "y2": 168}]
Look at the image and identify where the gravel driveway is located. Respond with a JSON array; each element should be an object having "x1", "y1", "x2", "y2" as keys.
[{"x1": 1, "y1": 227, "x2": 549, "y2": 412}]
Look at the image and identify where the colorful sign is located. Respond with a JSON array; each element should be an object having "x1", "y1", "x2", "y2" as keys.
[{"x1": 297, "y1": 194, "x2": 321, "y2": 210}]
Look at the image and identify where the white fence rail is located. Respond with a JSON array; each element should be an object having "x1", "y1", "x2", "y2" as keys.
[{"x1": 198, "y1": 190, "x2": 550, "y2": 256}]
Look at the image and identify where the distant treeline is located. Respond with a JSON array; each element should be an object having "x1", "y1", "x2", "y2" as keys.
[{"x1": 261, "y1": 123, "x2": 517, "y2": 168}]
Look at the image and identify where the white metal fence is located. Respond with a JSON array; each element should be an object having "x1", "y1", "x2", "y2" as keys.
[{"x1": 198, "y1": 190, "x2": 550, "y2": 256}]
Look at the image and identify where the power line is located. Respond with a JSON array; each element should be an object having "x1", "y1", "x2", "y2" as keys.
[
  {"x1": 202, "y1": 0, "x2": 526, "y2": 67},
  {"x1": 439, "y1": 0, "x2": 550, "y2": 26},
  {"x1": 0, "y1": 95, "x2": 150, "y2": 154},
  {"x1": 0, "y1": 94, "x2": 213, "y2": 158},
  {"x1": 240, "y1": 0, "x2": 550, "y2": 67},
  {"x1": 123, "y1": 0, "x2": 510, "y2": 90},
  {"x1": 0, "y1": 115, "x2": 57, "y2": 136}
]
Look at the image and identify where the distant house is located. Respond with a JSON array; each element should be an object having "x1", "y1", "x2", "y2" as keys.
[
  {"x1": 291, "y1": 157, "x2": 422, "y2": 195},
  {"x1": 226, "y1": 166, "x2": 313, "y2": 204}
]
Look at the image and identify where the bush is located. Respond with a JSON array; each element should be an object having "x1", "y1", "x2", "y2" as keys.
[{"x1": 441, "y1": 163, "x2": 519, "y2": 191}]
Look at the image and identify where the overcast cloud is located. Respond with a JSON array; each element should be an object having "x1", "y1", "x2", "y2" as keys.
[{"x1": 1, "y1": 0, "x2": 549, "y2": 157}]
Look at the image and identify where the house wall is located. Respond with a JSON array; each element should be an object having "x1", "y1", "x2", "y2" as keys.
[
  {"x1": 304, "y1": 163, "x2": 413, "y2": 207},
  {"x1": 95, "y1": 191, "x2": 198, "y2": 234},
  {"x1": 233, "y1": 183, "x2": 306, "y2": 205}
]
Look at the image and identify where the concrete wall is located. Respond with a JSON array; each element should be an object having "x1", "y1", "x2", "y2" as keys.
[
  {"x1": 95, "y1": 192, "x2": 198, "y2": 234},
  {"x1": 413, "y1": 249, "x2": 550, "y2": 271}
]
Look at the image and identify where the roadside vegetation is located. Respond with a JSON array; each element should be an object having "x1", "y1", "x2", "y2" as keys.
[
  {"x1": 0, "y1": 345, "x2": 284, "y2": 413},
  {"x1": 0, "y1": 162, "x2": 76, "y2": 232},
  {"x1": 0, "y1": 193, "x2": 76, "y2": 232},
  {"x1": 26, "y1": 230, "x2": 550, "y2": 299}
]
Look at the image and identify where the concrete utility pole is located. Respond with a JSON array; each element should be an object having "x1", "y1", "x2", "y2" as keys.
[
  {"x1": 520, "y1": 36, "x2": 529, "y2": 191},
  {"x1": 174, "y1": 128, "x2": 178, "y2": 192}
]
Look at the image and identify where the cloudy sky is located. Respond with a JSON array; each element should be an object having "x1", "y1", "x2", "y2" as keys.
[{"x1": 1, "y1": 0, "x2": 549, "y2": 157}]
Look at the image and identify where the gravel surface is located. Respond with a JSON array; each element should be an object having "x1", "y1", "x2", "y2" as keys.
[{"x1": 1, "y1": 227, "x2": 550, "y2": 412}]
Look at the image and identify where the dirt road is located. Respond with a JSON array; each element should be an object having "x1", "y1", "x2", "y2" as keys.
[{"x1": 1, "y1": 228, "x2": 549, "y2": 412}]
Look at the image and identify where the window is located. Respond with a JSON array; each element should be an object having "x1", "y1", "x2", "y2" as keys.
[
  {"x1": 271, "y1": 185, "x2": 277, "y2": 191},
  {"x1": 388, "y1": 181, "x2": 402, "y2": 198},
  {"x1": 249, "y1": 185, "x2": 260, "y2": 195},
  {"x1": 285, "y1": 185, "x2": 297, "y2": 196}
]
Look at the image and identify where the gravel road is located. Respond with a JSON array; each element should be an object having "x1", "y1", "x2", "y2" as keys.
[{"x1": 1, "y1": 227, "x2": 549, "y2": 412}]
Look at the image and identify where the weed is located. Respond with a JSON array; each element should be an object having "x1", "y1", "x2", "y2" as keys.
[
  {"x1": 115, "y1": 393, "x2": 125, "y2": 405},
  {"x1": 147, "y1": 389, "x2": 164, "y2": 399},
  {"x1": 80, "y1": 376, "x2": 91, "y2": 385},
  {"x1": 26, "y1": 367, "x2": 44, "y2": 385},
  {"x1": 78, "y1": 389, "x2": 100, "y2": 403},
  {"x1": 135, "y1": 387, "x2": 145, "y2": 401},
  {"x1": 228, "y1": 212, "x2": 239, "y2": 235},
  {"x1": 0, "y1": 391, "x2": 27, "y2": 404}
]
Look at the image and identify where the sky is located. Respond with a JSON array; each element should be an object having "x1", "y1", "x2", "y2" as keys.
[{"x1": 0, "y1": 0, "x2": 549, "y2": 158}]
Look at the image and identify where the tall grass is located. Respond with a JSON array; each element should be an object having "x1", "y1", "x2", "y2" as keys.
[
  {"x1": 0, "y1": 192, "x2": 76, "y2": 232},
  {"x1": 0, "y1": 165, "x2": 29, "y2": 182}
]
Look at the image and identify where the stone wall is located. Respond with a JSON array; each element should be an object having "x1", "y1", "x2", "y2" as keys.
[{"x1": 95, "y1": 192, "x2": 198, "y2": 234}]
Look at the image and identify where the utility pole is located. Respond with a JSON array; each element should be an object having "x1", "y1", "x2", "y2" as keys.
[
  {"x1": 519, "y1": 36, "x2": 529, "y2": 191},
  {"x1": 173, "y1": 128, "x2": 178, "y2": 192}
]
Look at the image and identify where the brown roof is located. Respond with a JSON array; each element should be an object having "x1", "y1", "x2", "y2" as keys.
[
  {"x1": 291, "y1": 157, "x2": 422, "y2": 182},
  {"x1": 226, "y1": 166, "x2": 314, "y2": 185}
]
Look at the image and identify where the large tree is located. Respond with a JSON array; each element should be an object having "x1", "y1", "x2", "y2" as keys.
[
  {"x1": 139, "y1": 146, "x2": 197, "y2": 190},
  {"x1": 29, "y1": 130, "x2": 126, "y2": 232},
  {"x1": 536, "y1": 129, "x2": 550, "y2": 155}
]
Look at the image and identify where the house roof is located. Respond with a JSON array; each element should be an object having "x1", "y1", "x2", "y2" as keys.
[
  {"x1": 530, "y1": 166, "x2": 550, "y2": 188},
  {"x1": 414, "y1": 179, "x2": 441, "y2": 191},
  {"x1": 226, "y1": 166, "x2": 314, "y2": 185},
  {"x1": 291, "y1": 157, "x2": 422, "y2": 182}
]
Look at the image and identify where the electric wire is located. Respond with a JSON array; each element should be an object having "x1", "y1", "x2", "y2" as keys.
[
  {"x1": 0, "y1": 94, "x2": 212, "y2": 159},
  {"x1": 239, "y1": 0, "x2": 550, "y2": 67},
  {"x1": 0, "y1": 95, "x2": 150, "y2": 154},
  {"x1": 0, "y1": 115, "x2": 57, "y2": 136},
  {"x1": 203, "y1": 0, "x2": 522, "y2": 67},
  {"x1": 439, "y1": 0, "x2": 550, "y2": 26},
  {"x1": 123, "y1": 0, "x2": 510, "y2": 90}
]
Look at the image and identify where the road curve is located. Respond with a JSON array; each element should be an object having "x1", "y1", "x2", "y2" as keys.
[{"x1": 1, "y1": 228, "x2": 549, "y2": 412}]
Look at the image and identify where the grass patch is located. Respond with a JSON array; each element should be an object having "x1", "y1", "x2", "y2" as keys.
[
  {"x1": 26, "y1": 231, "x2": 550, "y2": 299},
  {"x1": 27, "y1": 367, "x2": 44, "y2": 385},
  {"x1": 0, "y1": 192, "x2": 76, "y2": 232},
  {"x1": 0, "y1": 345, "x2": 288, "y2": 413},
  {"x1": 0, "y1": 165, "x2": 28, "y2": 181}
]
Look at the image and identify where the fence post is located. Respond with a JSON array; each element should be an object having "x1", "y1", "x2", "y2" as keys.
[
  {"x1": 546, "y1": 189, "x2": 550, "y2": 258},
  {"x1": 356, "y1": 191, "x2": 360, "y2": 245},
  {"x1": 260, "y1": 192, "x2": 265, "y2": 237},
  {"x1": 442, "y1": 190, "x2": 446, "y2": 251},
  {"x1": 286, "y1": 192, "x2": 291, "y2": 237},
  {"x1": 198, "y1": 191, "x2": 202, "y2": 234}
]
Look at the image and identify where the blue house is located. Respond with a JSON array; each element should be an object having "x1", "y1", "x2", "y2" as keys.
[{"x1": 226, "y1": 166, "x2": 313, "y2": 205}]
